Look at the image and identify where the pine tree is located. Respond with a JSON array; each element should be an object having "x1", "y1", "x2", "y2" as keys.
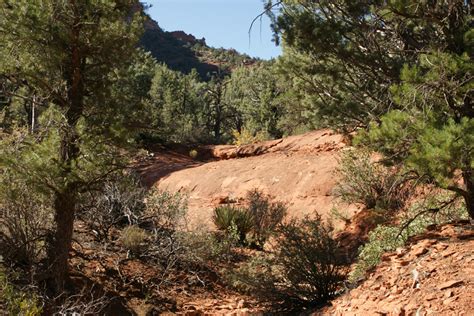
[
  {"x1": 0, "y1": 0, "x2": 144, "y2": 293},
  {"x1": 267, "y1": 1, "x2": 473, "y2": 217},
  {"x1": 225, "y1": 63, "x2": 284, "y2": 139}
]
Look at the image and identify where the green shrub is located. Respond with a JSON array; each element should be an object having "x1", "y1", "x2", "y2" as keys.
[
  {"x1": 274, "y1": 215, "x2": 348, "y2": 304},
  {"x1": 349, "y1": 225, "x2": 405, "y2": 282},
  {"x1": 0, "y1": 267, "x2": 42, "y2": 316},
  {"x1": 229, "y1": 215, "x2": 348, "y2": 306},
  {"x1": 334, "y1": 149, "x2": 410, "y2": 211},
  {"x1": 179, "y1": 226, "x2": 240, "y2": 264},
  {"x1": 350, "y1": 193, "x2": 468, "y2": 282},
  {"x1": 213, "y1": 190, "x2": 287, "y2": 248},
  {"x1": 144, "y1": 189, "x2": 188, "y2": 233},
  {"x1": 246, "y1": 189, "x2": 287, "y2": 249},
  {"x1": 189, "y1": 149, "x2": 198, "y2": 159},
  {"x1": 213, "y1": 206, "x2": 253, "y2": 243},
  {"x1": 225, "y1": 253, "x2": 280, "y2": 297},
  {"x1": 232, "y1": 128, "x2": 267, "y2": 146},
  {"x1": 120, "y1": 226, "x2": 148, "y2": 257}
]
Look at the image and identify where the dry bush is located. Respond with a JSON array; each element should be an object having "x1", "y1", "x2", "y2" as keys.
[
  {"x1": 141, "y1": 189, "x2": 188, "y2": 265},
  {"x1": 142, "y1": 189, "x2": 188, "y2": 233},
  {"x1": 334, "y1": 149, "x2": 411, "y2": 211},
  {"x1": 246, "y1": 189, "x2": 286, "y2": 249},
  {"x1": 53, "y1": 287, "x2": 109, "y2": 316},
  {"x1": 179, "y1": 226, "x2": 241, "y2": 265},
  {"x1": 132, "y1": 190, "x2": 191, "y2": 288},
  {"x1": 0, "y1": 182, "x2": 52, "y2": 266},
  {"x1": 225, "y1": 253, "x2": 280, "y2": 299},
  {"x1": 77, "y1": 174, "x2": 146, "y2": 242}
]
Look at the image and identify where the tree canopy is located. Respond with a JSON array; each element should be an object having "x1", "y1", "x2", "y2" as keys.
[
  {"x1": 0, "y1": 0, "x2": 147, "y2": 293},
  {"x1": 266, "y1": 0, "x2": 473, "y2": 218}
]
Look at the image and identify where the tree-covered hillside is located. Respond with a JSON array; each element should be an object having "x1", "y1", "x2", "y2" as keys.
[{"x1": 140, "y1": 11, "x2": 259, "y2": 80}]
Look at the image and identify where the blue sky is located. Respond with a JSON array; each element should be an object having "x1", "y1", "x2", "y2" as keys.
[{"x1": 145, "y1": 0, "x2": 282, "y2": 60}]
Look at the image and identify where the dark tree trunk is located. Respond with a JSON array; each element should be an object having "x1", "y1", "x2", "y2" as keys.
[
  {"x1": 214, "y1": 101, "x2": 221, "y2": 143},
  {"x1": 463, "y1": 169, "x2": 474, "y2": 220},
  {"x1": 46, "y1": 126, "x2": 81, "y2": 294},
  {"x1": 47, "y1": 186, "x2": 76, "y2": 293},
  {"x1": 213, "y1": 85, "x2": 222, "y2": 143}
]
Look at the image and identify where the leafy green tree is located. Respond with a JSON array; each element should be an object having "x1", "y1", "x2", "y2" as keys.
[
  {"x1": 266, "y1": 0, "x2": 471, "y2": 127},
  {"x1": 274, "y1": 47, "x2": 351, "y2": 132},
  {"x1": 225, "y1": 63, "x2": 285, "y2": 139},
  {"x1": 0, "y1": 0, "x2": 145, "y2": 293},
  {"x1": 359, "y1": 51, "x2": 473, "y2": 218},
  {"x1": 148, "y1": 65, "x2": 210, "y2": 143},
  {"x1": 205, "y1": 74, "x2": 233, "y2": 143},
  {"x1": 267, "y1": 1, "x2": 473, "y2": 218}
]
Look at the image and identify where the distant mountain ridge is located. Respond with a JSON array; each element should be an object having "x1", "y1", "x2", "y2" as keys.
[{"x1": 140, "y1": 10, "x2": 259, "y2": 79}]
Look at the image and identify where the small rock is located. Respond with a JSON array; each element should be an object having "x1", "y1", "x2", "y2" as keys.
[
  {"x1": 434, "y1": 243, "x2": 448, "y2": 251},
  {"x1": 395, "y1": 259, "x2": 410, "y2": 266},
  {"x1": 396, "y1": 247, "x2": 406, "y2": 257},
  {"x1": 425, "y1": 293, "x2": 437, "y2": 301},
  {"x1": 440, "y1": 225, "x2": 456, "y2": 236},
  {"x1": 236, "y1": 299, "x2": 247, "y2": 309},
  {"x1": 444, "y1": 290, "x2": 453, "y2": 298},
  {"x1": 388, "y1": 276, "x2": 398, "y2": 286},
  {"x1": 411, "y1": 269, "x2": 420, "y2": 288},
  {"x1": 185, "y1": 306, "x2": 197, "y2": 311},
  {"x1": 438, "y1": 280, "x2": 464, "y2": 290},
  {"x1": 237, "y1": 308, "x2": 250, "y2": 316},
  {"x1": 393, "y1": 306, "x2": 406, "y2": 316},
  {"x1": 391, "y1": 286, "x2": 403, "y2": 295},
  {"x1": 457, "y1": 231, "x2": 474, "y2": 239},
  {"x1": 351, "y1": 298, "x2": 363, "y2": 306},
  {"x1": 442, "y1": 296, "x2": 457, "y2": 306},
  {"x1": 405, "y1": 302, "x2": 418, "y2": 312},
  {"x1": 412, "y1": 246, "x2": 428, "y2": 257},
  {"x1": 440, "y1": 250, "x2": 456, "y2": 258},
  {"x1": 381, "y1": 252, "x2": 393, "y2": 261}
]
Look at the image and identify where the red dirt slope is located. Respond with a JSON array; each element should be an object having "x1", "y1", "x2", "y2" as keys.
[{"x1": 319, "y1": 221, "x2": 474, "y2": 316}]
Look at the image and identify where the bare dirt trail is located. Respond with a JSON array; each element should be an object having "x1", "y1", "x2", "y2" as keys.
[{"x1": 138, "y1": 129, "x2": 361, "y2": 229}]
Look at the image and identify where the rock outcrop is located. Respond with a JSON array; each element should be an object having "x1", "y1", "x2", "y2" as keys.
[{"x1": 139, "y1": 129, "x2": 360, "y2": 228}]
